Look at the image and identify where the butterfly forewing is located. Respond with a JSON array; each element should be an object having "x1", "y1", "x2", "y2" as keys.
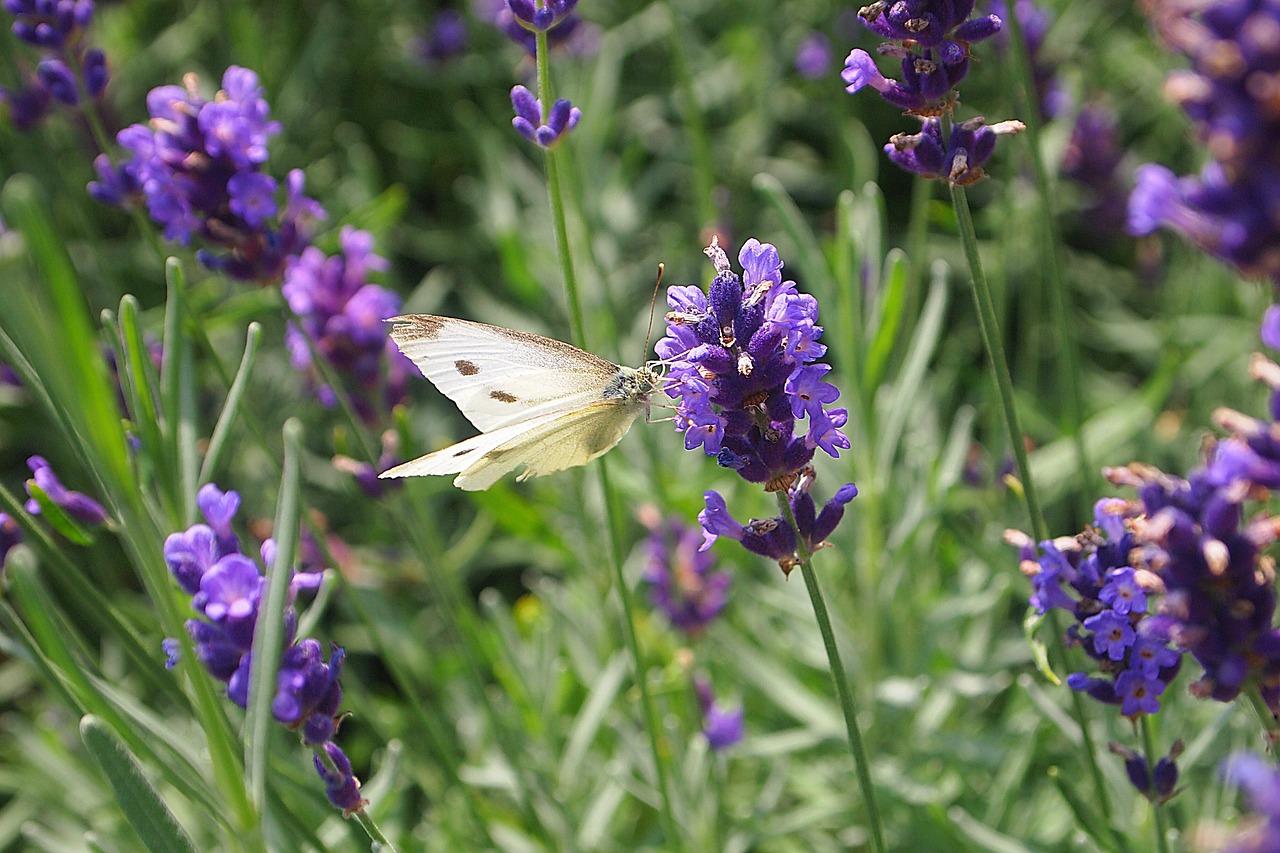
[{"x1": 387, "y1": 314, "x2": 624, "y2": 431}]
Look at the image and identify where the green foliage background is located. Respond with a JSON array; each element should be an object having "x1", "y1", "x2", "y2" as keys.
[{"x1": 0, "y1": 0, "x2": 1272, "y2": 850}]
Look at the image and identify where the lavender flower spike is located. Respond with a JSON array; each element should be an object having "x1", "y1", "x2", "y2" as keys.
[
  {"x1": 640, "y1": 510, "x2": 732, "y2": 637},
  {"x1": 845, "y1": 0, "x2": 1002, "y2": 114},
  {"x1": 161, "y1": 483, "x2": 363, "y2": 815},
  {"x1": 511, "y1": 85, "x2": 580, "y2": 148}
]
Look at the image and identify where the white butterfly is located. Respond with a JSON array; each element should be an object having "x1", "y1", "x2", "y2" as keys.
[{"x1": 379, "y1": 314, "x2": 664, "y2": 490}]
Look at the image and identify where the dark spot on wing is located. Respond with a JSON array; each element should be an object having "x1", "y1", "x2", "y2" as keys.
[
  {"x1": 490, "y1": 390, "x2": 518, "y2": 403},
  {"x1": 455, "y1": 360, "x2": 480, "y2": 376},
  {"x1": 453, "y1": 448, "x2": 475, "y2": 457}
]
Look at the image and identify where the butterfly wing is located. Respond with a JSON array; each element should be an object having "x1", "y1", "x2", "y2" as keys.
[
  {"x1": 380, "y1": 399, "x2": 646, "y2": 491},
  {"x1": 387, "y1": 314, "x2": 624, "y2": 432}
]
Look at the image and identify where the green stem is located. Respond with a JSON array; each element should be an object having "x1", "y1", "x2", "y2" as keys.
[
  {"x1": 1246, "y1": 688, "x2": 1280, "y2": 743},
  {"x1": 536, "y1": 30, "x2": 586, "y2": 346},
  {"x1": 951, "y1": 183, "x2": 1127, "y2": 847},
  {"x1": 948, "y1": 183, "x2": 1047, "y2": 541},
  {"x1": 533, "y1": 26, "x2": 683, "y2": 848},
  {"x1": 776, "y1": 493, "x2": 886, "y2": 853},
  {"x1": 1138, "y1": 717, "x2": 1172, "y2": 853},
  {"x1": 599, "y1": 460, "x2": 684, "y2": 850},
  {"x1": 1003, "y1": 8, "x2": 1092, "y2": 506}
]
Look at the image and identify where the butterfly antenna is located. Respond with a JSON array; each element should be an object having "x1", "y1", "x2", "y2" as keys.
[{"x1": 644, "y1": 263, "x2": 664, "y2": 363}]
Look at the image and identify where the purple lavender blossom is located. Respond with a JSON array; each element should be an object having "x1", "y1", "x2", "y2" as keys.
[
  {"x1": 414, "y1": 9, "x2": 468, "y2": 64},
  {"x1": 1, "y1": 0, "x2": 108, "y2": 128},
  {"x1": 1110, "y1": 741, "x2": 1181, "y2": 804},
  {"x1": 794, "y1": 32, "x2": 832, "y2": 80},
  {"x1": 660, "y1": 238, "x2": 856, "y2": 571},
  {"x1": 314, "y1": 741, "x2": 368, "y2": 817},
  {"x1": 842, "y1": 0, "x2": 1002, "y2": 114},
  {"x1": 1128, "y1": 0, "x2": 1280, "y2": 284},
  {"x1": 24, "y1": 455, "x2": 108, "y2": 527},
  {"x1": 89, "y1": 67, "x2": 325, "y2": 283},
  {"x1": 0, "y1": 78, "x2": 51, "y2": 128},
  {"x1": 694, "y1": 676, "x2": 743, "y2": 751},
  {"x1": 1262, "y1": 305, "x2": 1280, "y2": 351},
  {"x1": 659, "y1": 238, "x2": 848, "y2": 484},
  {"x1": 162, "y1": 483, "x2": 363, "y2": 814},
  {"x1": 698, "y1": 477, "x2": 857, "y2": 575},
  {"x1": 475, "y1": 0, "x2": 588, "y2": 56},
  {"x1": 641, "y1": 512, "x2": 732, "y2": 637},
  {"x1": 1078, "y1": 346, "x2": 1280, "y2": 713},
  {"x1": 510, "y1": 84, "x2": 580, "y2": 148},
  {"x1": 282, "y1": 226, "x2": 413, "y2": 423},
  {"x1": 1221, "y1": 753, "x2": 1280, "y2": 852},
  {"x1": 883, "y1": 116, "x2": 1026, "y2": 186},
  {"x1": 505, "y1": 0, "x2": 577, "y2": 33},
  {"x1": 1010, "y1": 497, "x2": 1183, "y2": 718}
]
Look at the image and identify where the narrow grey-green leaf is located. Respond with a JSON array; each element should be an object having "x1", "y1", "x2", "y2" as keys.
[{"x1": 80, "y1": 716, "x2": 199, "y2": 853}]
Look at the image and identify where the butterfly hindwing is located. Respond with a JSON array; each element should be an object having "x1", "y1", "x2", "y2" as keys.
[
  {"x1": 381, "y1": 401, "x2": 646, "y2": 491},
  {"x1": 387, "y1": 314, "x2": 623, "y2": 432}
]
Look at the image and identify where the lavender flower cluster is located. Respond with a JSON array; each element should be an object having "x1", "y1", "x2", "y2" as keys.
[
  {"x1": 162, "y1": 484, "x2": 365, "y2": 815},
  {"x1": 842, "y1": 0, "x2": 1022, "y2": 184},
  {"x1": 1220, "y1": 753, "x2": 1280, "y2": 851},
  {"x1": 283, "y1": 227, "x2": 413, "y2": 425},
  {"x1": 1, "y1": 0, "x2": 107, "y2": 129},
  {"x1": 1128, "y1": 0, "x2": 1280, "y2": 285},
  {"x1": 86, "y1": 64, "x2": 409, "y2": 473},
  {"x1": 90, "y1": 66, "x2": 324, "y2": 283},
  {"x1": 1020, "y1": 338, "x2": 1280, "y2": 719},
  {"x1": 993, "y1": 0, "x2": 1129, "y2": 235},
  {"x1": 1011, "y1": 499, "x2": 1183, "y2": 718},
  {"x1": 639, "y1": 510, "x2": 743, "y2": 750},
  {"x1": 641, "y1": 511, "x2": 732, "y2": 637},
  {"x1": 658, "y1": 238, "x2": 856, "y2": 572}
]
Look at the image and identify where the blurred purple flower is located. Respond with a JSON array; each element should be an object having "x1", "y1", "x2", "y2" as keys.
[
  {"x1": 794, "y1": 33, "x2": 832, "y2": 80},
  {"x1": 414, "y1": 9, "x2": 468, "y2": 64},
  {"x1": 641, "y1": 513, "x2": 732, "y2": 637},
  {"x1": 24, "y1": 455, "x2": 108, "y2": 526},
  {"x1": 1221, "y1": 753, "x2": 1280, "y2": 852},
  {"x1": 1128, "y1": 0, "x2": 1280, "y2": 284},
  {"x1": 1111, "y1": 741, "x2": 1181, "y2": 804},
  {"x1": 1, "y1": 0, "x2": 108, "y2": 129},
  {"x1": 695, "y1": 676, "x2": 743, "y2": 751},
  {"x1": 90, "y1": 67, "x2": 325, "y2": 282},
  {"x1": 283, "y1": 226, "x2": 413, "y2": 423}
]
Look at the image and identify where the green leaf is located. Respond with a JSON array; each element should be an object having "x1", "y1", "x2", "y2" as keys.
[
  {"x1": 1023, "y1": 608, "x2": 1059, "y2": 686},
  {"x1": 23, "y1": 482, "x2": 92, "y2": 546},
  {"x1": 80, "y1": 716, "x2": 200, "y2": 853}
]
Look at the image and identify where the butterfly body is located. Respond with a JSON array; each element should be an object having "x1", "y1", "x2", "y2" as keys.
[{"x1": 379, "y1": 315, "x2": 660, "y2": 490}]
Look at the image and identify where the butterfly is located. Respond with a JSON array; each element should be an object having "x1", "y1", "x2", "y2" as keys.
[{"x1": 379, "y1": 315, "x2": 664, "y2": 490}]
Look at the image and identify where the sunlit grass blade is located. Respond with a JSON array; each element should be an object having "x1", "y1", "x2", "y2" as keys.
[
  {"x1": 80, "y1": 715, "x2": 200, "y2": 853},
  {"x1": 198, "y1": 321, "x2": 263, "y2": 487},
  {"x1": 161, "y1": 259, "x2": 200, "y2": 525},
  {"x1": 246, "y1": 417, "x2": 303, "y2": 814}
]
